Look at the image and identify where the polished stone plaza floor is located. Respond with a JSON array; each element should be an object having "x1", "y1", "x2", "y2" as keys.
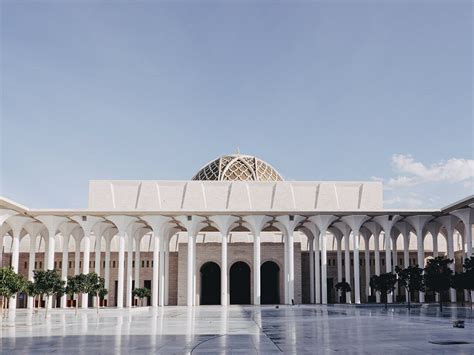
[{"x1": 1, "y1": 305, "x2": 473, "y2": 354}]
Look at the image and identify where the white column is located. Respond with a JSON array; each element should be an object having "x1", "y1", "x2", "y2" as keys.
[
  {"x1": 416, "y1": 232, "x2": 425, "y2": 302},
  {"x1": 353, "y1": 231, "x2": 361, "y2": 304},
  {"x1": 104, "y1": 238, "x2": 111, "y2": 305},
  {"x1": 364, "y1": 237, "x2": 371, "y2": 301},
  {"x1": 126, "y1": 233, "x2": 134, "y2": 307},
  {"x1": 61, "y1": 236, "x2": 69, "y2": 308},
  {"x1": 117, "y1": 232, "x2": 126, "y2": 308},
  {"x1": 134, "y1": 238, "x2": 141, "y2": 290},
  {"x1": 288, "y1": 232, "x2": 295, "y2": 304},
  {"x1": 164, "y1": 241, "x2": 170, "y2": 306},
  {"x1": 392, "y1": 235, "x2": 398, "y2": 300},
  {"x1": 8, "y1": 233, "x2": 20, "y2": 310},
  {"x1": 152, "y1": 234, "x2": 159, "y2": 307},
  {"x1": 253, "y1": 233, "x2": 261, "y2": 305},
  {"x1": 74, "y1": 238, "x2": 81, "y2": 275},
  {"x1": 27, "y1": 236, "x2": 36, "y2": 309},
  {"x1": 403, "y1": 234, "x2": 410, "y2": 302},
  {"x1": 193, "y1": 236, "x2": 197, "y2": 306},
  {"x1": 446, "y1": 229, "x2": 456, "y2": 302},
  {"x1": 11, "y1": 233, "x2": 20, "y2": 273},
  {"x1": 321, "y1": 231, "x2": 328, "y2": 304},
  {"x1": 374, "y1": 233, "x2": 381, "y2": 303},
  {"x1": 82, "y1": 234, "x2": 91, "y2": 308},
  {"x1": 187, "y1": 235, "x2": 195, "y2": 306},
  {"x1": 336, "y1": 237, "x2": 342, "y2": 302},
  {"x1": 284, "y1": 235, "x2": 289, "y2": 304},
  {"x1": 46, "y1": 232, "x2": 56, "y2": 309},
  {"x1": 309, "y1": 237, "x2": 315, "y2": 304},
  {"x1": 384, "y1": 232, "x2": 393, "y2": 303},
  {"x1": 314, "y1": 235, "x2": 320, "y2": 303},
  {"x1": 92, "y1": 235, "x2": 101, "y2": 308},
  {"x1": 221, "y1": 233, "x2": 228, "y2": 306},
  {"x1": 344, "y1": 234, "x2": 351, "y2": 303},
  {"x1": 95, "y1": 235, "x2": 101, "y2": 276},
  {"x1": 406, "y1": 215, "x2": 432, "y2": 303},
  {"x1": 44, "y1": 238, "x2": 49, "y2": 271},
  {"x1": 159, "y1": 235, "x2": 166, "y2": 306}
]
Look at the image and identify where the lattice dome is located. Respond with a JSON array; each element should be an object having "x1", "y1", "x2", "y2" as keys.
[{"x1": 192, "y1": 154, "x2": 283, "y2": 181}]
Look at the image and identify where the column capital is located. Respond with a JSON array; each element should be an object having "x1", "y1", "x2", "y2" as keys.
[
  {"x1": 242, "y1": 215, "x2": 272, "y2": 237},
  {"x1": 308, "y1": 215, "x2": 338, "y2": 235},
  {"x1": 35, "y1": 215, "x2": 68, "y2": 239},
  {"x1": 405, "y1": 215, "x2": 433, "y2": 236},
  {"x1": 209, "y1": 215, "x2": 240, "y2": 237},
  {"x1": 6, "y1": 215, "x2": 35, "y2": 238},
  {"x1": 175, "y1": 215, "x2": 206, "y2": 236}
]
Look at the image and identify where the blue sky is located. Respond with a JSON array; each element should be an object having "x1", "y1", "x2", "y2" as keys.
[{"x1": 1, "y1": 1, "x2": 472, "y2": 209}]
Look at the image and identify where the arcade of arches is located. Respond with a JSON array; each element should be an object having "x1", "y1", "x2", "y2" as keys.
[{"x1": 0, "y1": 153, "x2": 473, "y2": 309}]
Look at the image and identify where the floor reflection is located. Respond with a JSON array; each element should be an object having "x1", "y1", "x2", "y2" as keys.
[{"x1": 1, "y1": 305, "x2": 473, "y2": 354}]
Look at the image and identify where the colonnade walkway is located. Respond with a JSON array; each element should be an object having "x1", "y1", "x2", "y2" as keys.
[{"x1": 1, "y1": 305, "x2": 473, "y2": 354}]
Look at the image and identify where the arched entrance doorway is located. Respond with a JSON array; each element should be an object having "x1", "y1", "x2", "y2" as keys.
[
  {"x1": 230, "y1": 261, "x2": 251, "y2": 304},
  {"x1": 200, "y1": 262, "x2": 221, "y2": 305},
  {"x1": 261, "y1": 261, "x2": 280, "y2": 304}
]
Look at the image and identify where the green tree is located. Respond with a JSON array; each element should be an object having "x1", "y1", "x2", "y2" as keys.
[
  {"x1": 0, "y1": 266, "x2": 26, "y2": 316},
  {"x1": 334, "y1": 281, "x2": 351, "y2": 303},
  {"x1": 395, "y1": 265, "x2": 425, "y2": 310},
  {"x1": 98, "y1": 287, "x2": 108, "y2": 306},
  {"x1": 451, "y1": 272, "x2": 467, "y2": 306},
  {"x1": 33, "y1": 269, "x2": 65, "y2": 318},
  {"x1": 424, "y1": 256, "x2": 453, "y2": 312},
  {"x1": 84, "y1": 272, "x2": 107, "y2": 314},
  {"x1": 370, "y1": 273, "x2": 397, "y2": 309},
  {"x1": 132, "y1": 287, "x2": 151, "y2": 307},
  {"x1": 25, "y1": 280, "x2": 41, "y2": 314},
  {"x1": 65, "y1": 273, "x2": 87, "y2": 315}
]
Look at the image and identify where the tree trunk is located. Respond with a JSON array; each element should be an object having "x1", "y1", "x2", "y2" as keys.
[
  {"x1": 75, "y1": 294, "x2": 79, "y2": 316},
  {"x1": 45, "y1": 296, "x2": 49, "y2": 319},
  {"x1": 96, "y1": 294, "x2": 99, "y2": 315},
  {"x1": 439, "y1": 292, "x2": 443, "y2": 312},
  {"x1": 407, "y1": 289, "x2": 411, "y2": 310},
  {"x1": 0, "y1": 296, "x2": 3, "y2": 318}
]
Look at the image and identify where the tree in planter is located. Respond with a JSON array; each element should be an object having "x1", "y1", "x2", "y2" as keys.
[
  {"x1": 462, "y1": 257, "x2": 474, "y2": 310},
  {"x1": 0, "y1": 266, "x2": 27, "y2": 317},
  {"x1": 424, "y1": 256, "x2": 453, "y2": 312},
  {"x1": 98, "y1": 287, "x2": 108, "y2": 307},
  {"x1": 84, "y1": 272, "x2": 107, "y2": 314},
  {"x1": 65, "y1": 273, "x2": 87, "y2": 315},
  {"x1": 334, "y1": 281, "x2": 351, "y2": 303},
  {"x1": 33, "y1": 269, "x2": 65, "y2": 318},
  {"x1": 395, "y1": 265, "x2": 424, "y2": 310},
  {"x1": 370, "y1": 273, "x2": 397, "y2": 309},
  {"x1": 132, "y1": 287, "x2": 151, "y2": 307},
  {"x1": 25, "y1": 280, "x2": 41, "y2": 314}
]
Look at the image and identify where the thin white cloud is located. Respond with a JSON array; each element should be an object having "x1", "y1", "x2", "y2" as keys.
[
  {"x1": 389, "y1": 154, "x2": 474, "y2": 187},
  {"x1": 375, "y1": 154, "x2": 473, "y2": 208}
]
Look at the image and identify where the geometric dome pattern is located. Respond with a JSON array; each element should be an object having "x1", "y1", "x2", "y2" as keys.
[{"x1": 192, "y1": 154, "x2": 283, "y2": 181}]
